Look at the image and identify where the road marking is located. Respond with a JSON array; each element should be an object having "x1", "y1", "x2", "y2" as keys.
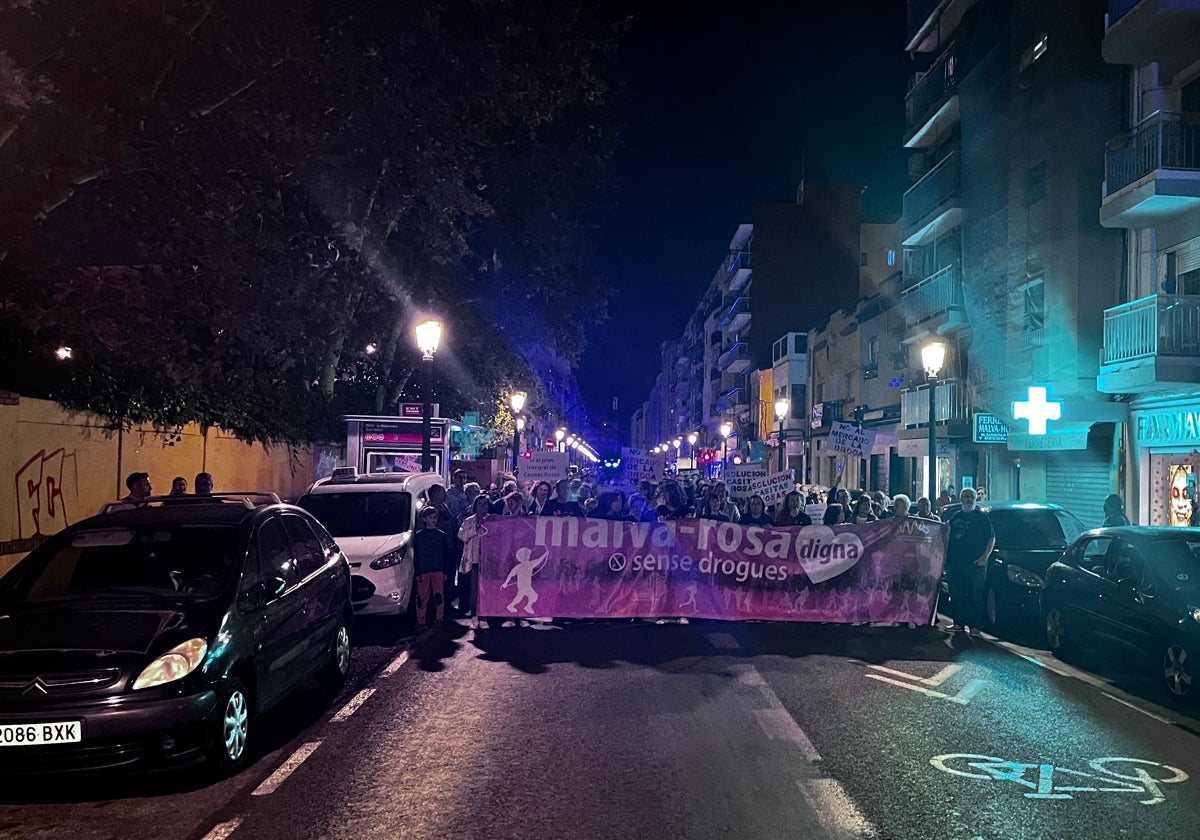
[
  {"x1": 381, "y1": 649, "x2": 410, "y2": 677},
  {"x1": 331, "y1": 688, "x2": 375, "y2": 723},
  {"x1": 1102, "y1": 692, "x2": 1173, "y2": 724},
  {"x1": 730, "y1": 663, "x2": 767, "y2": 686},
  {"x1": 708, "y1": 632, "x2": 740, "y2": 650},
  {"x1": 797, "y1": 779, "x2": 878, "y2": 838},
  {"x1": 200, "y1": 820, "x2": 243, "y2": 840},
  {"x1": 866, "y1": 664, "x2": 985, "y2": 705},
  {"x1": 252, "y1": 741, "x2": 322, "y2": 796}
]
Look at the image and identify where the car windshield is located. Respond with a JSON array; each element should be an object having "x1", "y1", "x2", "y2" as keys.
[
  {"x1": 990, "y1": 509, "x2": 1085, "y2": 550},
  {"x1": 0, "y1": 524, "x2": 241, "y2": 603},
  {"x1": 298, "y1": 492, "x2": 412, "y2": 538},
  {"x1": 1151, "y1": 537, "x2": 1200, "y2": 592}
]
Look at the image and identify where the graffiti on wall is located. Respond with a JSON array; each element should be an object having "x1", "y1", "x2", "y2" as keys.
[{"x1": 13, "y1": 448, "x2": 80, "y2": 543}]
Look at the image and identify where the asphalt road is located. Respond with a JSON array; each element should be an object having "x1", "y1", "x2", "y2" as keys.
[{"x1": 1, "y1": 616, "x2": 1198, "y2": 840}]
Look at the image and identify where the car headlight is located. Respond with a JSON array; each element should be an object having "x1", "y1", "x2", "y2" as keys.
[
  {"x1": 1005, "y1": 565, "x2": 1044, "y2": 588},
  {"x1": 132, "y1": 638, "x2": 208, "y2": 690},
  {"x1": 1189, "y1": 605, "x2": 1200, "y2": 623},
  {"x1": 369, "y1": 532, "x2": 411, "y2": 571}
]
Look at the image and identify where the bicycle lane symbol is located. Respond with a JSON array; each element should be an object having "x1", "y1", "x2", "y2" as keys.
[{"x1": 930, "y1": 754, "x2": 1190, "y2": 806}]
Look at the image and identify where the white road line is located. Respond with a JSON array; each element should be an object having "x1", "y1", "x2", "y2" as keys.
[
  {"x1": 1102, "y1": 692, "x2": 1173, "y2": 724},
  {"x1": 200, "y1": 820, "x2": 243, "y2": 840},
  {"x1": 330, "y1": 688, "x2": 375, "y2": 723},
  {"x1": 252, "y1": 741, "x2": 322, "y2": 796},
  {"x1": 754, "y1": 708, "x2": 822, "y2": 761},
  {"x1": 797, "y1": 779, "x2": 878, "y2": 839},
  {"x1": 708, "y1": 632, "x2": 740, "y2": 650},
  {"x1": 730, "y1": 663, "x2": 767, "y2": 686},
  {"x1": 868, "y1": 662, "x2": 961, "y2": 686},
  {"x1": 381, "y1": 649, "x2": 410, "y2": 677}
]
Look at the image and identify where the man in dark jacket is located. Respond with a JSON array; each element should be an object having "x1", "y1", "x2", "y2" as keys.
[{"x1": 944, "y1": 487, "x2": 995, "y2": 635}]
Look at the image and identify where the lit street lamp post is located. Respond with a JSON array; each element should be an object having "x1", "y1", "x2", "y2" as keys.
[
  {"x1": 555, "y1": 428, "x2": 565, "y2": 453},
  {"x1": 673, "y1": 438, "x2": 681, "y2": 473},
  {"x1": 509, "y1": 391, "x2": 526, "y2": 471},
  {"x1": 415, "y1": 319, "x2": 443, "y2": 472},
  {"x1": 774, "y1": 399, "x2": 790, "y2": 473},
  {"x1": 922, "y1": 340, "x2": 947, "y2": 505},
  {"x1": 719, "y1": 422, "x2": 732, "y2": 472},
  {"x1": 687, "y1": 431, "x2": 698, "y2": 471}
]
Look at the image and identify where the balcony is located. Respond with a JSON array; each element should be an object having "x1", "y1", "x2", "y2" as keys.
[
  {"x1": 904, "y1": 47, "x2": 961, "y2": 149},
  {"x1": 902, "y1": 151, "x2": 963, "y2": 245},
  {"x1": 899, "y1": 263, "x2": 968, "y2": 335},
  {"x1": 900, "y1": 378, "x2": 972, "y2": 427},
  {"x1": 718, "y1": 297, "x2": 751, "y2": 334},
  {"x1": 906, "y1": 0, "x2": 975, "y2": 54},
  {"x1": 1104, "y1": 1, "x2": 1200, "y2": 77},
  {"x1": 717, "y1": 341, "x2": 753, "y2": 374},
  {"x1": 1097, "y1": 293, "x2": 1200, "y2": 393},
  {"x1": 1101, "y1": 112, "x2": 1200, "y2": 227},
  {"x1": 727, "y1": 250, "x2": 753, "y2": 292},
  {"x1": 716, "y1": 385, "x2": 749, "y2": 414}
]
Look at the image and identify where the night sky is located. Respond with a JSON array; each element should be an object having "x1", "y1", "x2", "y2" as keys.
[{"x1": 577, "y1": 1, "x2": 914, "y2": 438}]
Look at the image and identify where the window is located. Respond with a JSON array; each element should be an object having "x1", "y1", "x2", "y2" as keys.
[
  {"x1": 1077, "y1": 537, "x2": 1112, "y2": 574},
  {"x1": 887, "y1": 249, "x2": 895, "y2": 267},
  {"x1": 793, "y1": 333, "x2": 807, "y2": 354},
  {"x1": 790, "y1": 384, "x2": 805, "y2": 420},
  {"x1": 1018, "y1": 278, "x2": 1045, "y2": 347},
  {"x1": 860, "y1": 251, "x2": 869, "y2": 267},
  {"x1": 256, "y1": 518, "x2": 297, "y2": 590},
  {"x1": 1025, "y1": 161, "x2": 1045, "y2": 205},
  {"x1": 283, "y1": 515, "x2": 326, "y2": 579},
  {"x1": 1104, "y1": 539, "x2": 1145, "y2": 585},
  {"x1": 864, "y1": 336, "x2": 879, "y2": 380}
]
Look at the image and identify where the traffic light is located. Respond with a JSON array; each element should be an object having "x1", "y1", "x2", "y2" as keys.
[{"x1": 699, "y1": 448, "x2": 715, "y2": 463}]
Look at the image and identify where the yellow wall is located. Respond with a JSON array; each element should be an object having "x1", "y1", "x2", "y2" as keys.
[{"x1": 1, "y1": 396, "x2": 341, "y2": 574}]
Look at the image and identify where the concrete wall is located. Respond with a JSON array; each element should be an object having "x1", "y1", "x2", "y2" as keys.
[{"x1": 1, "y1": 396, "x2": 341, "y2": 574}]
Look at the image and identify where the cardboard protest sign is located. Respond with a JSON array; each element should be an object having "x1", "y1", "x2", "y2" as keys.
[
  {"x1": 621, "y1": 448, "x2": 665, "y2": 483},
  {"x1": 829, "y1": 421, "x2": 874, "y2": 457},
  {"x1": 745, "y1": 470, "x2": 796, "y2": 506},
  {"x1": 725, "y1": 463, "x2": 768, "y2": 500},
  {"x1": 523, "y1": 451, "x2": 570, "y2": 482}
]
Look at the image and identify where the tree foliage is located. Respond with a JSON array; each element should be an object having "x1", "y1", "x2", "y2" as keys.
[{"x1": 0, "y1": 0, "x2": 623, "y2": 443}]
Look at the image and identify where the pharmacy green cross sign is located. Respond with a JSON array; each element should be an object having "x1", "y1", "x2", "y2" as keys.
[{"x1": 1013, "y1": 386, "x2": 1062, "y2": 435}]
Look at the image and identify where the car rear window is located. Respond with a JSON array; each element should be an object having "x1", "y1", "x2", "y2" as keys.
[
  {"x1": 989, "y1": 509, "x2": 1085, "y2": 550},
  {"x1": 0, "y1": 524, "x2": 241, "y2": 602},
  {"x1": 297, "y1": 492, "x2": 412, "y2": 538}
]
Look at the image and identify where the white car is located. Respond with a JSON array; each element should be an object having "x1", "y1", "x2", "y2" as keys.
[{"x1": 297, "y1": 470, "x2": 446, "y2": 619}]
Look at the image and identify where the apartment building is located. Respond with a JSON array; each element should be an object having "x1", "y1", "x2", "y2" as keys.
[
  {"x1": 1097, "y1": 0, "x2": 1200, "y2": 525},
  {"x1": 897, "y1": 0, "x2": 1125, "y2": 519}
]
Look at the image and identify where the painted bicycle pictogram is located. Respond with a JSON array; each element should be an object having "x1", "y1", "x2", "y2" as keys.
[{"x1": 930, "y1": 754, "x2": 1190, "y2": 806}]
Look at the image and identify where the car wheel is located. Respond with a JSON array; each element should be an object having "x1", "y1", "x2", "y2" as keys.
[
  {"x1": 317, "y1": 619, "x2": 352, "y2": 692},
  {"x1": 1044, "y1": 605, "x2": 1076, "y2": 657},
  {"x1": 983, "y1": 584, "x2": 1001, "y2": 631},
  {"x1": 209, "y1": 678, "x2": 251, "y2": 775},
  {"x1": 1163, "y1": 642, "x2": 1195, "y2": 701}
]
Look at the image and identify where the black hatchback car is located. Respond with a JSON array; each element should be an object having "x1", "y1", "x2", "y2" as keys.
[
  {"x1": 940, "y1": 501, "x2": 1087, "y2": 631},
  {"x1": 1042, "y1": 527, "x2": 1200, "y2": 701},
  {"x1": 0, "y1": 494, "x2": 352, "y2": 774}
]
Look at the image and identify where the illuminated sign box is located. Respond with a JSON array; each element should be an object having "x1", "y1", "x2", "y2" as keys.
[{"x1": 973, "y1": 412, "x2": 1009, "y2": 444}]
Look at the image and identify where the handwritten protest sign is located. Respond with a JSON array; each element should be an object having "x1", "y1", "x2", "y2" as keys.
[
  {"x1": 725, "y1": 463, "x2": 768, "y2": 501},
  {"x1": 523, "y1": 451, "x2": 569, "y2": 483},
  {"x1": 746, "y1": 470, "x2": 796, "y2": 506},
  {"x1": 829, "y1": 421, "x2": 874, "y2": 457},
  {"x1": 621, "y1": 448, "x2": 664, "y2": 483}
]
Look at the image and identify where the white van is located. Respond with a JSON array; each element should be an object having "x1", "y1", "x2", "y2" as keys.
[{"x1": 297, "y1": 469, "x2": 446, "y2": 620}]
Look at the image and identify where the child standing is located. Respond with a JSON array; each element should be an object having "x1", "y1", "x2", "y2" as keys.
[{"x1": 413, "y1": 506, "x2": 447, "y2": 629}]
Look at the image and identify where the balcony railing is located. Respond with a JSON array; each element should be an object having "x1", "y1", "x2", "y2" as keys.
[
  {"x1": 906, "y1": 47, "x2": 960, "y2": 135},
  {"x1": 1108, "y1": 0, "x2": 1142, "y2": 26},
  {"x1": 903, "y1": 151, "x2": 961, "y2": 233},
  {"x1": 1105, "y1": 111, "x2": 1200, "y2": 195},
  {"x1": 728, "y1": 250, "x2": 753, "y2": 273},
  {"x1": 718, "y1": 297, "x2": 751, "y2": 332},
  {"x1": 900, "y1": 378, "x2": 972, "y2": 427},
  {"x1": 716, "y1": 386, "x2": 748, "y2": 413},
  {"x1": 1102, "y1": 293, "x2": 1200, "y2": 364},
  {"x1": 717, "y1": 341, "x2": 753, "y2": 372},
  {"x1": 900, "y1": 262, "x2": 964, "y2": 325}
]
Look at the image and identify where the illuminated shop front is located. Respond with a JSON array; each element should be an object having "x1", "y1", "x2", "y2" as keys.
[{"x1": 1132, "y1": 403, "x2": 1200, "y2": 527}]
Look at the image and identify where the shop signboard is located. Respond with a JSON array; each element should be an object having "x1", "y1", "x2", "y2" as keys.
[{"x1": 973, "y1": 412, "x2": 1008, "y2": 444}]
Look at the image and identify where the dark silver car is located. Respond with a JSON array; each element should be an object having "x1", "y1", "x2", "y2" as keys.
[{"x1": 1043, "y1": 527, "x2": 1200, "y2": 701}]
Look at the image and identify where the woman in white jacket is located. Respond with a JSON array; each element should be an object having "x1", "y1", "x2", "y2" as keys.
[{"x1": 457, "y1": 494, "x2": 493, "y2": 626}]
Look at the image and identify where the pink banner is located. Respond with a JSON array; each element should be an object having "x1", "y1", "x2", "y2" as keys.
[{"x1": 478, "y1": 516, "x2": 947, "y2": 624}]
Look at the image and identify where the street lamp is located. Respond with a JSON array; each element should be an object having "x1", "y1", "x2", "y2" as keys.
[
  {"x1": 555, "y1": 428, "x2": 566, "y2": 452},
  {"x1": 922, "y1": 340, "x2": 947, "y2": 505},
  {"x1": 509, "y1": 391, "x2": 527, "y2": 472},
  {"x1": 414, "y1": 319, "x2": 443, "y2": 472},
  {"x1": 687, "y1": 431, "x2": 698, "y2": 469},
  {"x1": 673, "y1": 438, "x2": 681, "y2": 472},
  {"x1": 719, "y1": 421, "x2": 732, "y2": 469},
  {"x1": 774, "y1": 398, "x2": 790, "y2": 472}
]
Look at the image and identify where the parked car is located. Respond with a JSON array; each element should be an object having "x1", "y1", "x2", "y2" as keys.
[
  {"x1": 939, "y1": 501, "x2": 1087, "y2": 630},
  {"x1": 1042, "y1": 526, "x2": 1200, "y2": 701},
  {"x1": 0, "y1": 494, "x2": 352, "y2": 775},
  {"x1": 297, "y1": 469, "x2": 444, "y2": 620}
]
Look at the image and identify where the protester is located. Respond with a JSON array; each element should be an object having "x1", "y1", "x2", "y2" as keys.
[
  {"x1": 543, "y1": 479, "x2": 584, "y2": 517},
  {"x1": 592, "y1": 490, "x2": 633, "y2": 521},
  {"x1": 447, "y1": 469, "x2": 470, "y2": 521},
  {"x1": 775, "y1": 491, "x2": 812, "y2": 526},
  {"x1": 741, "y1": 494, "x2": 774, "y2": 526},
  {"x1": 822, "y1": 504, "x2": 846, "y2": 525},
  {"x1": 194, "y1": 472, "x2": 214, "y2": 495},
  {"x1": 697, "y1": 491, "x2": 730, "y2": 521},
  {"x1": 872, "y1": 491, "x2": 894, "y2": 519},
  {"x1": 935, "y1": 488, "x2": 954, "y2": 510},
  {"x1": 527, "y1": 481, "x2": 553, "y2": 516},
  {"x1": 502, "y1": 491, "x2": 526, "y2": 516},
  {"x1": 428, "y1": 484, "x2": 464, "y2": 614},
  {"x1": 849, "y1": 496, "x2": 877, "y2": 524},
  {"x1": 891, "y1": 494, "x2": 911, "y2": 517},
  {"x1": 710, "y1": 481, "x2": 741, "y2": 522},
  {"x1": 944, "y1": 487, "x2": 995, "y2": 635},
  {"x1": 464, "y1": 482, "x2": 482, "y2": 511},
  {"x1": 628, "y1": 493, "x2": 656, "y2": 523},
  {"x1": 457, "y1": 495, "x2": 493, "y2": 626},
  {"x1": 655, "y1": 480, "x2": 693, "y2": 520},
  {"x1": 915, "y1": 497, "x2": 941, "y2": 521},
  {"x1": 123, "y1": 472, "x2": 152, "y2": 502},
  {"x1": 413, "y1": 507, "x2": 447, "y2": 629},
  {"x1": 1102, "y1": 493, "x2": 1131, "y2": 527},
  {"x1": 169, "y1": 476, "x2": 188, "y2": 496}
]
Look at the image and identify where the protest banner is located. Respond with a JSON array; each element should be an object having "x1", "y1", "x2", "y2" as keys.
[
  {"x1": 621, "y1": 448, "x2": 665, "y2": 483},
  {"x1": 523, "y1": 451, "x2": 570, "y2": 483},
  {"x1": 745, "y1": 470, "x2": 795, "y2": 506},
  {"x1": 829, "y1": 421, "x2": 874, "y2": 457},
  {"x1": 725, "y1": 463, "x2": 768, "y2": 501},
  {"x1": 478, "y1": 516, "x2": 946, "y2": 625}
]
